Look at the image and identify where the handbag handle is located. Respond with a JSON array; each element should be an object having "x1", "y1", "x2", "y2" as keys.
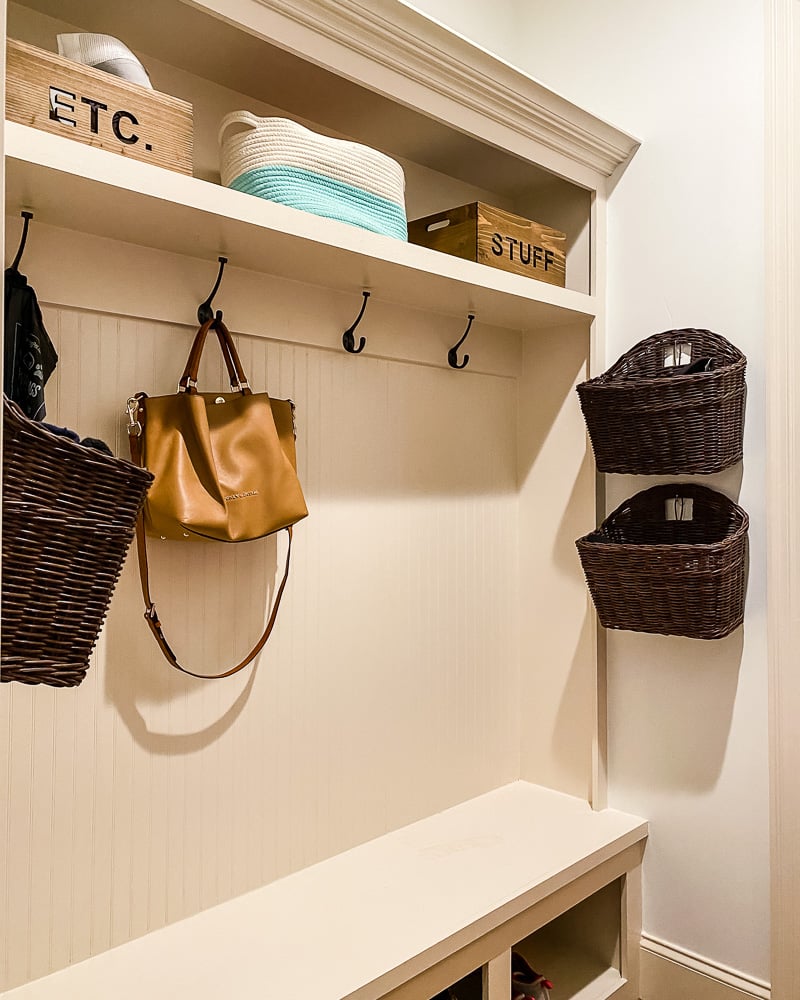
[
  {"x1": 210, "y1": 317, "x2": 252, "y2": 393},
  {"x1": 180, "y1": 316, "x2": 252, "y2": 395},
  {"x1": 128, "y1": 423, "x2": 293, "y2": 678}
]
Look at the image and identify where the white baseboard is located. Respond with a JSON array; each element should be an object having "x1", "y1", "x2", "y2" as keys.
[{"x1": 640, "y1": 935, "x2": 770, "y2": 1000}]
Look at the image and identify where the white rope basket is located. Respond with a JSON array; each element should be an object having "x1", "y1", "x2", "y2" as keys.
[{"x1": 219, "y1": 112, "x2": 408, "y2": 240}]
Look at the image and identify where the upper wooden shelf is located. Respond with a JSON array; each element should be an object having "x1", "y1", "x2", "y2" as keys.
[
  {"x1": 14, "y1": 0, "x2": 639, "y2": 195},
  {"x1": 5, "y1": 123, "x2": 600, "y2": 331},
  {"x1": 1, "y1": 781, "x2": 646, "y2": 1000}
]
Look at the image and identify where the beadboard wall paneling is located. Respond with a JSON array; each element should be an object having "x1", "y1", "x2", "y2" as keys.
[
  {"x1": 5, "y1": 219, "x2": 522, "y2": 380},
  {"x1": 0, "y1": 305, "x2": 521, "y2": 990}
]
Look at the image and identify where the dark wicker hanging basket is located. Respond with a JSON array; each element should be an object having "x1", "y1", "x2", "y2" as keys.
[
  {"x1": 1, "y1": 397, "x2": 153, "y2": 687},
  {"x1": 576, "y1": 329, "x2": 746, "y2": 475},
  {"x1": 576, "y1": 484, "x2": 748, "y2": 640}
]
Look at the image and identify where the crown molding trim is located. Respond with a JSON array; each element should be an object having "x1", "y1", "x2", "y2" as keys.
[{"x1": 197, "y1": 0, "x2": 639, "y2": 180}]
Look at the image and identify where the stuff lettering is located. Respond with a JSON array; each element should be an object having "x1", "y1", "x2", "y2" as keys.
[
  {"x1": 490, "y1": 232, "x2": 555, "y2": 271},
  {"x1": 49, "y1": 85, "x2": 144, "y2": 147}
]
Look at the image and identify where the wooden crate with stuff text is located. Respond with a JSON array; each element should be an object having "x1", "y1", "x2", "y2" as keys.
[{"x1": 408, "y1": 202, "x2": 566, "y2": 287}]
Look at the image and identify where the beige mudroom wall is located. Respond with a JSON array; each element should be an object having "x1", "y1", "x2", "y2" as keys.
[
  {"x1": 0, "y1": 0, "x2": 613, "y2": 985},
  {"x1": 0, "y1": 225, "x2": 534, "y2": 990},
  {"x1": 408, "y1": 0, "x2": 771, "y2": 992}
]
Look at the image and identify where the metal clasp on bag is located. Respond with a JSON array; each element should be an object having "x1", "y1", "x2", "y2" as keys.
[
  {"x1": 126, "y1": 396, "x2": 142, "y2": 436},
  {"x1": 177, "y1": 377, "x2": 198, "y2": 393}
]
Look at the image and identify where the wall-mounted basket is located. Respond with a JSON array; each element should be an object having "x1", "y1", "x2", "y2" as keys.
[
  {"x1": 575, "y1": 484, "x2": 748, "y2": 640},
  {"x1": 1, "y1": 397, "x2": 153, "y2": 687},
  {"x1": 576, "y1": 328, "x2": 746, "y2": 474}
]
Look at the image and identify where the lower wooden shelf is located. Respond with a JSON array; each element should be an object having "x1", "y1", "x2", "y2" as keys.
[
  {"x1": 0, "y1": 781, "x2": 647, "y2": 1000},
  {"x1": 438, "y1": 964, "x2": 624, "y2": 1000},
  {"x1": 514, "y1": 879, "x2": 628, "y2": 1000},
  {"x1": 431, "y1": 877, "x2": 633, "y2": 1000}
]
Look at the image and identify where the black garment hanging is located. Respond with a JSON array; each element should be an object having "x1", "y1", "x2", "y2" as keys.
[{"x1": 4, "y1": 267, "x2": 58, "y2": 421}]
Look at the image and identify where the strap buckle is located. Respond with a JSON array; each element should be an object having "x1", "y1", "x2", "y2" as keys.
[{"x1": 126, "y1": 396, "x2": 142, "y2": 436}]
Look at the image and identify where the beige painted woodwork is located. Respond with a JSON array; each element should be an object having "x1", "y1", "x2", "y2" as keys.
[
  {"x1": 0, "y1": 0, "x2": 643, "y2": 998},
  {"x1": 4, "y1": 123, "x2": 596, "y2": 332},
  {"x1": 0, "y1": 783, "x2": 646, "y2": 1000}
]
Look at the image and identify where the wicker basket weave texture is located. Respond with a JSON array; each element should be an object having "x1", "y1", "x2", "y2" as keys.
[
  {"x1": 575, "y1": 484, "x2": 748, "y2": 640},
  {"x1": 576, "y1": 329, "x2": 746, "y2": 475},
  {"x1": 1, "y1": 397, "x2": 153, "y2": 687}
]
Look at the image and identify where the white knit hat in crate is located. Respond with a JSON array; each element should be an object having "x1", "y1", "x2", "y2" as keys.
[{"x1": 57, "y1": 33, "x2": 152, "y2": 89}]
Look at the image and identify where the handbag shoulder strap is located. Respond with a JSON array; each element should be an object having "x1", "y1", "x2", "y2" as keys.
[{"x1": 128, "y1": 427, "x2": 292, "y2": 678}]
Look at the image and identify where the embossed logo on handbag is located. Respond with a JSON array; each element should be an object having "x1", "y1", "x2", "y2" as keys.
[{"x1": 225, "y1": 490, "x2": 259, "y2": 501}]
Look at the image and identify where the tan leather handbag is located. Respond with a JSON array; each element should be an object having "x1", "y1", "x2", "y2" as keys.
[{"x1": 127, "y1": 315, "x2": 308, "y2": 678}]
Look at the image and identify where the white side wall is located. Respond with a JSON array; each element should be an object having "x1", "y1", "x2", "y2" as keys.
[{"x1": 408, "y1": 0, "x2": 770, "y2": 985}]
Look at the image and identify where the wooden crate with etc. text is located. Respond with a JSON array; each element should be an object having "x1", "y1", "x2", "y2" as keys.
[{"x1": 6, "y1": 38, "x2": 193, "y2": 175}]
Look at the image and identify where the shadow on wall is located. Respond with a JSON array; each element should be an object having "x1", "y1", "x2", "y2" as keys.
[
  {"x1": 516, "y1": 323, "x2": 598, "y2": 797},
  {"x1": 102, "y1": 534, "x2": 275, "y2": 753},
  {"x1": 516, "y1": 323, "x2": 590, "y2": 482},
  {"x1": 607, "y1": 625, "x2": 745, "y2": 793},
  {"x1": 542, "y1": 451, "x2": 749, "y2": 799},
  {"x1": 600, "y1": 458, "x2": 748, "y2": 794},
  {"x1": 314, "y1": 349, "x2": 518, "y2": 500},
  {"x1": 604, "y1": 464, "x2": 745, "y2": 515},
  {"x1": 545, "y1": 606, "x2": 596, "y2": 800},
  {"x1": 546, "y1": 471, "x2": 601, "y2": 799},
  {"x1": 515, "y1": 325, "x2": 750, "y2": 798},
  {"x1": 101, "y1": 338, "x2": 520, "y2": 754}
]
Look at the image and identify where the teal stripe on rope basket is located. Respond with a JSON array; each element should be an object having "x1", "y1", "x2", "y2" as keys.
[{"x1": 229, "y1": 165, "x2": 408, "y2": 241}]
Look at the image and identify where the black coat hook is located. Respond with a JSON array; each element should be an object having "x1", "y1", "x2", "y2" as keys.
[
  {"x1": 10, "y1": 211, "x2": 34, "y2": 273},
  {"x1": 342, "y1": 291, "x2": 370, "y2": 354},
  {"x1": 198, "y1": 256, "x2": 228, "y2": 324},
  {"x1": 448, "y1": 314, "x2": 475, "y2": 369}
]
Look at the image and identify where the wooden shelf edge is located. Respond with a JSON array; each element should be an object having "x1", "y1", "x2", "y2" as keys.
[
  {"x1": 571, "y1": 968, "x2": 629, "y2": 1000},
  {"x1": 4, "y1": 122, "x2": 599, "y2": 332}
]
